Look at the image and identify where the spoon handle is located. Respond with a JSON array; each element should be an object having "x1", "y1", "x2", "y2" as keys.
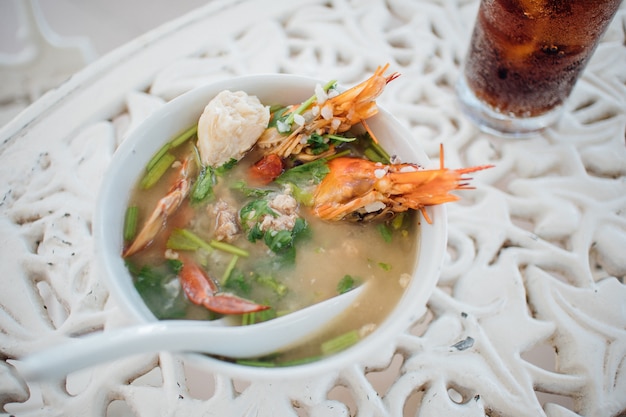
[
  {"x1": 18, "y1": 321, "x2": 222, "y2": 381},
  {"x1": 19, "y1": 285, "x2": 365, "y2": 381}
]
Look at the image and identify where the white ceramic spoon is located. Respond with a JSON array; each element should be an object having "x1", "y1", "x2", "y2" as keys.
[{"x1": 19, "y1": 285, "x2": 365, "y2": 381}]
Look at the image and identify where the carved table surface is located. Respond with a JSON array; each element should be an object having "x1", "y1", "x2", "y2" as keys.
[{"x1": 1, "y1": 0, "x2": 625, "y2": 416}]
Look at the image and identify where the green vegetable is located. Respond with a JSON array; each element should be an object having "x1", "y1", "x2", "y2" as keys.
[
  {"x1": 361, "y1": 132, "x2": 391, "y2": 164},
  {"x1": 236, "y1": 354, "x2": 323, "y2": 367},
  {"x1": 267, "y1": 106, "x2": 290, "y2": 130},
  {"x1": 275, "y1": 158, "x2": 330, "y2": 187},
  {"x1": 221, "y1": 255, "x2": 239, "y2": 285},
  {"x1": 391, "y1": 212, "x2": 406, "y2": 230},
  {"x1": 166, "y1": 228, "x2": 213, "y2": 252},
  {"x1": 223, "y1": 269, "x2": 252, "y2": 295},
  {"x1": 210, "y1": 240, "x2": 249, "y2": 257},
  {"x1": 269, "y1": 103, "x2": 288, "y2": 114},
  {"x1": 256, "y1": 274, "x2": 288, "y2": 297},
  {"x1": 289, "y1": 184, "x2": 314, "y2": 206},
  {"x1": 170, "y1": 125, "x2": 198, "y2": 148},
  {"x1": 326, "y1": 134, "x2": 357, "y2": 144},
  {"x1": 123, "y1": 206, "x2": 139, "y2": 241},
  {"x1": 326, "y1": 149, "x2": 351, "y2": 160},
  {"x1": 232, "y1": 180, "x2": 273, "y2": 198},
  {"x1": 263, "y1": 217, "x2": 309, "y2": 255},
  {"x1": 146, "y1": 125, "x2": 197, "y2": 172},
  {"x1": 377, "y1": 223, "x2": 393, "y2": 243},
  {"x1": 166, "y1": 228, "x2": 249, "y2": 257},
  {"x1": 141, "y1": 153, "x2": 176, "y2": 189},
  {"x1": 191, "y1": 167, "x2": 215, "y2": 204},
  {"x1": 167, "y1": 259, "x2": 183, "y2": 274},
  {"x1": 275, "y1": 247, "x2": 297, "y2": 267},
  {"x1": 240, "y1": 196, "x2": 309, "y2": 260},
  {"x1": 241, "y1": 308, "x2": 277, "y2": 325},
  {"x1": 132, "y1": 262, "x2": 187, "y2": 319},
  {"x1": 278, "y1": 355, "x2": 324, "y2": 366},
  {"x1": 283, "y1": 79, "x2": 337, "y2": 126},
  {"x1": 240, "y1": 200, "x2": 277, "y2": 236},
  {"x1": 307, "y1": 133, "x2": 330, "y2": 155},
  {"x1": 321, "y1": 330, "x2": 360, "y2": 355},
  {"x1": 146, "y1": 144, "x2": 171, "y2": 173},
  {"x1": 306, "y1": 133, "x2": 357, "y2": 155},
  {"x1": 264, "y1": 229, "x2": 295, "y2": 252},
  {"x1": 246, "y1": 223, "x2": 265, "y2": 243},
  {"x1": 261, "y1": 219, "x2": 309, "y2": 255},
  {"x1": 236, "y1": 359, "x2": 278, "y2": 368},
  {"x1": 215, "y1": 158, "x2": 237, "y2": 175},
  {"x1": 378, "y1": 261, "x2": 392, "y2": 271},
  {"x1": 336, "y1": 275, "x2": 359, "y2": 294},
  {"x1": 291, "y1": 217, "x2": 310, "y2": 237}
]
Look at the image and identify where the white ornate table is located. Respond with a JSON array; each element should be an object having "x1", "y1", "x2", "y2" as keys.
[{"x1": 1, "y1": 1, "x2": 625, "y2": 416}]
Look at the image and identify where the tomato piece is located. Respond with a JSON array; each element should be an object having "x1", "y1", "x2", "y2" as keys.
[{"x1": 249, "y1": 154, "x2": 284, "y2": 184}]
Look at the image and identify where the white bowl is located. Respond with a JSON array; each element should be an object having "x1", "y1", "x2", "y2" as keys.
[{"x1": 94, "y1": 74, "x2": 446, "y2": 380}]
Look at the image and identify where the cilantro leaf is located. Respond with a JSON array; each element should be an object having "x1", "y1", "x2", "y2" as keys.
[
  {"x1": 191, "y1": 166, "x2": 215, "y2": 204},
  {"x1": 307, "y1": 133, "x2": 330, "y2": 155},
  {"x1": 232, "y1": 180, "x2": 273, "y2": 198},
  {"x1": 133, "y1": 263, "x2": 187, "y2": 319},
  {"x1": 336, "y1": 274, "x2": 360, "y2": 294},
  {"x1": 275, "y1": 159, "x2": 330, "y2": 187}
]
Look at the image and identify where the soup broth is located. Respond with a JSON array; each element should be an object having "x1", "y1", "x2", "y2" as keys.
[{"x1": 123, "y1": 118, "x2": 419, "y2": 365}]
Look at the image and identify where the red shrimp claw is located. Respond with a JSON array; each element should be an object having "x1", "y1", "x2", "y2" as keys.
[{"x1": 178, "y1": 256, "x2": 270, "y2": 315}]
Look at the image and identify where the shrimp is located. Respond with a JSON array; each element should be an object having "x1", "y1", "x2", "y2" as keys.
[
  {"x1": 256, "y1": 64, "x2": 400, "y2": 161},
  {"x1": 312, "y1": 145, "x2": 493, "y2": 223},
  {"x1": 123, "y1": 157, "x2": 194, "y2": 257},
  {"x1": 178, "y1": 255, "x2": 269, "y2": 315}
]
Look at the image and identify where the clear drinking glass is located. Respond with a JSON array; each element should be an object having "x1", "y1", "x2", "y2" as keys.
[{"x1": 457, "y1": 0, "x2": 623, "y2": 137}]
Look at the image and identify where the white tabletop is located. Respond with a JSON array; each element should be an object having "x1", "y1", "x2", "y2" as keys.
[{"x1": 1, "y1": 0, "x2": 625, "y2": 416}]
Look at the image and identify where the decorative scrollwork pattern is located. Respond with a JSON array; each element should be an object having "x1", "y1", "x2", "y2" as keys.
[{"x1": 1, "y1": 0, "x2": 625, "y2": 416}]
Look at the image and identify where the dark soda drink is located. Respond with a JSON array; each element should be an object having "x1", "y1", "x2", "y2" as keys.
[{"x1": 459, "y1": 0, "x2": 622, "y2": 132}]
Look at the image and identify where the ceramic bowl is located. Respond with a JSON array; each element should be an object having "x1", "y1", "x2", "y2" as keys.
[{"x1": 94, "y1": 74, "x2": 446, "y2": 379}]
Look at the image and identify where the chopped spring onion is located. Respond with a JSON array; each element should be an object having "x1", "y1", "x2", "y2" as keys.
[
  {"x1": 146, "y1": 143, "x2": 171, "y2": 173},
  {"x1": 336, "y1": 275, "x2": 358, "y2": 294},
  {"x1": 256, "y1": 274, "x2": 288, "y2": 297},
  {"x1": 236, "y1": 354, "x2": 322, "y2": 367},
  {"x1": 364, "y1": 136, "x2": 391, "y2": 164},
  {"x1": 167, "y1": 228, "x2": 250, "y2": 257},
  {"x1": 278, "y1": 355, "x2": 324, "y2": 366},
  {"x1": 210, "y1": 240, "x2": 249, "y2": 257},
  {"x1": 325, "y1": 134, "x2": 357, "y2": 143},
  {"x1": 364, "y1": 147, "x2": 387, "y2": 164},
  {"x1": 141, "y1": 153, "x2": 176, "y2": 189},
  {"x1": 391, "y1": 212, "x2": 406, "y2": 230},
  {"x1": 321, "y1": 330, "x2": 360, "y2": 355},
  {"x1": 146, "y1": 125, "x2": 197, "y2": 172},
  {"x1": 221, "y1": 255, "x2": 239, "y2": 285},
  {"x1": 123, "y1": 206, "x2": 139, "y2": 241},
  {"x1": 325, "y1": 149, "x2": 351, "y2": 161},
  {"x1": 236, "y1": 359, "x2": 277, "y2": 368},
  {"x1": 170, "y1": 125, "x2": 198, "y2": 148},
  {"x1": 166, "y1": 228, "x2": 213, "y2": 252},
  {"x1": 378, "y1": 261, "x2": 392, "y2": 271},
  {"x1": 284, "y1": 79, "x2": 337, "y2": 125},
  {"x1": 241, "y1": 308, "x2": 277, "y2": 326},
  {"x1": 377, "y1": 223, "x2": 393, "y2": 243}
]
